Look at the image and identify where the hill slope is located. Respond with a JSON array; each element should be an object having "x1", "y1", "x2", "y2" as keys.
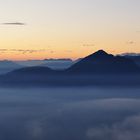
[
  {"x1": 67, "y1": 50, "x2": 140, "y2": 74},
  {"x1": 0, "y1": 60, "x2": 22, "y2": 74},
  {"x1": 0, "y1": 50, "x2": 140, "y2": 87}
]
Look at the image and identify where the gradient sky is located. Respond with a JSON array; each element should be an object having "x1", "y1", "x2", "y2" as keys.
[{"x1": 0, "y1": 0, "x2": 140, "y2": 60}]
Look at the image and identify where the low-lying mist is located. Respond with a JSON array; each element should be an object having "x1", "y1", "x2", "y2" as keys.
[{"x1": 0, "y1": 87, "x2": 140, "y2": 140}]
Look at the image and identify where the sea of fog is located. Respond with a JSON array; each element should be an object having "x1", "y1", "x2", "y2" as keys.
[{"x1": 0, "y1": 87, "x2": 140, "y2": 140}]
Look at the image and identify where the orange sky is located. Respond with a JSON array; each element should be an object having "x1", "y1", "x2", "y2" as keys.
[{"x1": 0, "y1": 0, "x2": 140, "y2": 60}]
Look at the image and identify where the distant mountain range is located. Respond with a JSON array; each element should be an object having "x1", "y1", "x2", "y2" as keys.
[
  {"x1": 44, "y1": 58, "x2": 72, "y2": 61},
  {"x1": 16, "y1": 59, "x2": 74, "y2": 69},
  {"x1": 0, "y1": 50, "x2": 140, "y2": 87},
  {"x1": 122, "y1": 55, "x2": 140, "y2": 67},
  {"x1": 41, "y1": 59, "x2": 73, "y2": 70},
  {"x1": 0, "y1": 60, "x2": 22, "y2": 74}
]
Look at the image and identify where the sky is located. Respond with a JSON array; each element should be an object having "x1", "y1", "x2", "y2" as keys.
[{"x1": 0, "y1": 0, "x2": 140, "y2": 60}]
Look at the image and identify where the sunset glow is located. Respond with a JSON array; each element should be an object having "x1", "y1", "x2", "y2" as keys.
[{"x1": 0, "y1": 0, "x2": 140, "y2": 60}]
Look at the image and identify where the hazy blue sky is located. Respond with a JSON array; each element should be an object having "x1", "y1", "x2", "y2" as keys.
[{"x1": 0, "y1": 0, "x2": 140, "y2": 60}]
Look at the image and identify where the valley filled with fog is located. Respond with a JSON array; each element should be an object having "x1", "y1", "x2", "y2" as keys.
[{"x1": 0, "y1": 87, "x2": 140, "y2": 140}]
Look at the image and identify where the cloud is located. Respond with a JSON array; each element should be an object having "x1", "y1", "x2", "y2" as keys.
[
  {"x1": 119, "y1": 53, "x2": 140, "y2": 56},
  {"x1": 0, "y1": 88, "x2": 140, "y2": 140},
  {"x1": 126, "y1": 41, "x2": 135, "y2": 45},
  {"x1": 0, "y1": 49, "x2": 8, "y2": 51},
  {"x1": 50, "y1": 51, "x2": 54, "y2": 53},
  {"x1": 86, "y1": 115, "x2": 140, "y2": 140},
  {"x1": 26, "y1": 120, "x2": 44, "y2": 139},
  {"x1": 83, "y1": 44, "x2": 95, "y2": 47},
  {"x1": 2, "y1": 22, "x2": 26, "y2": 25},
  {"x1": 14, "y1": 49, "x2": 45, "y2": 54},
  {"x1": 0, "y1": 49, "x2": 46, "y2": 54}
]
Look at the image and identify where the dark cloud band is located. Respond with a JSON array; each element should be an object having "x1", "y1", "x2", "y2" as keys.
[{"x1": 2, "y1": 22, "x2": 26, "y2": 25}]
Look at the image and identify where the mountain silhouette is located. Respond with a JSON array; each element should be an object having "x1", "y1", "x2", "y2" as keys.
[
  {"x1": 2, "y1": 50, "x2": 140, "y2": 76},
  {"x1": 122, "y1": 55, "x2": 140, "y2": 67},
  {"x1": 0, "y1": 60, "x2": 22, "y2": 74},
  {"x1": 0, "y1": 66, "x2": 59, "y2": 87},
  {"x1": 8, "y1": 66, "x2": 56, "y2": 76},
  {"x1": 66, "y1": 50, "x2": 140, "y2": 74},
  {"x1": 41, "y1": 59, "x2": 73, "y2": 70},
  {"x1": 0, "y1": 50, "x2": 140, "y2": 87}
]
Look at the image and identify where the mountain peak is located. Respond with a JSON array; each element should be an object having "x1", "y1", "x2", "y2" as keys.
[
  {"x1": 84, "y1": 50, "x2": 111, "y2": 60},
  {"x1": 93, "y1": 50, "x2": 108, "y2": 56},
  {"x1": 67, "y1": 50, "x2": 140, "y2": 74}
]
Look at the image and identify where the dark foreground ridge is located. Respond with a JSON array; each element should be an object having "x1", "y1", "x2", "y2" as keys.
[{"x1": 0, "y1": 50, "x2": 140, "y2": 87}]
